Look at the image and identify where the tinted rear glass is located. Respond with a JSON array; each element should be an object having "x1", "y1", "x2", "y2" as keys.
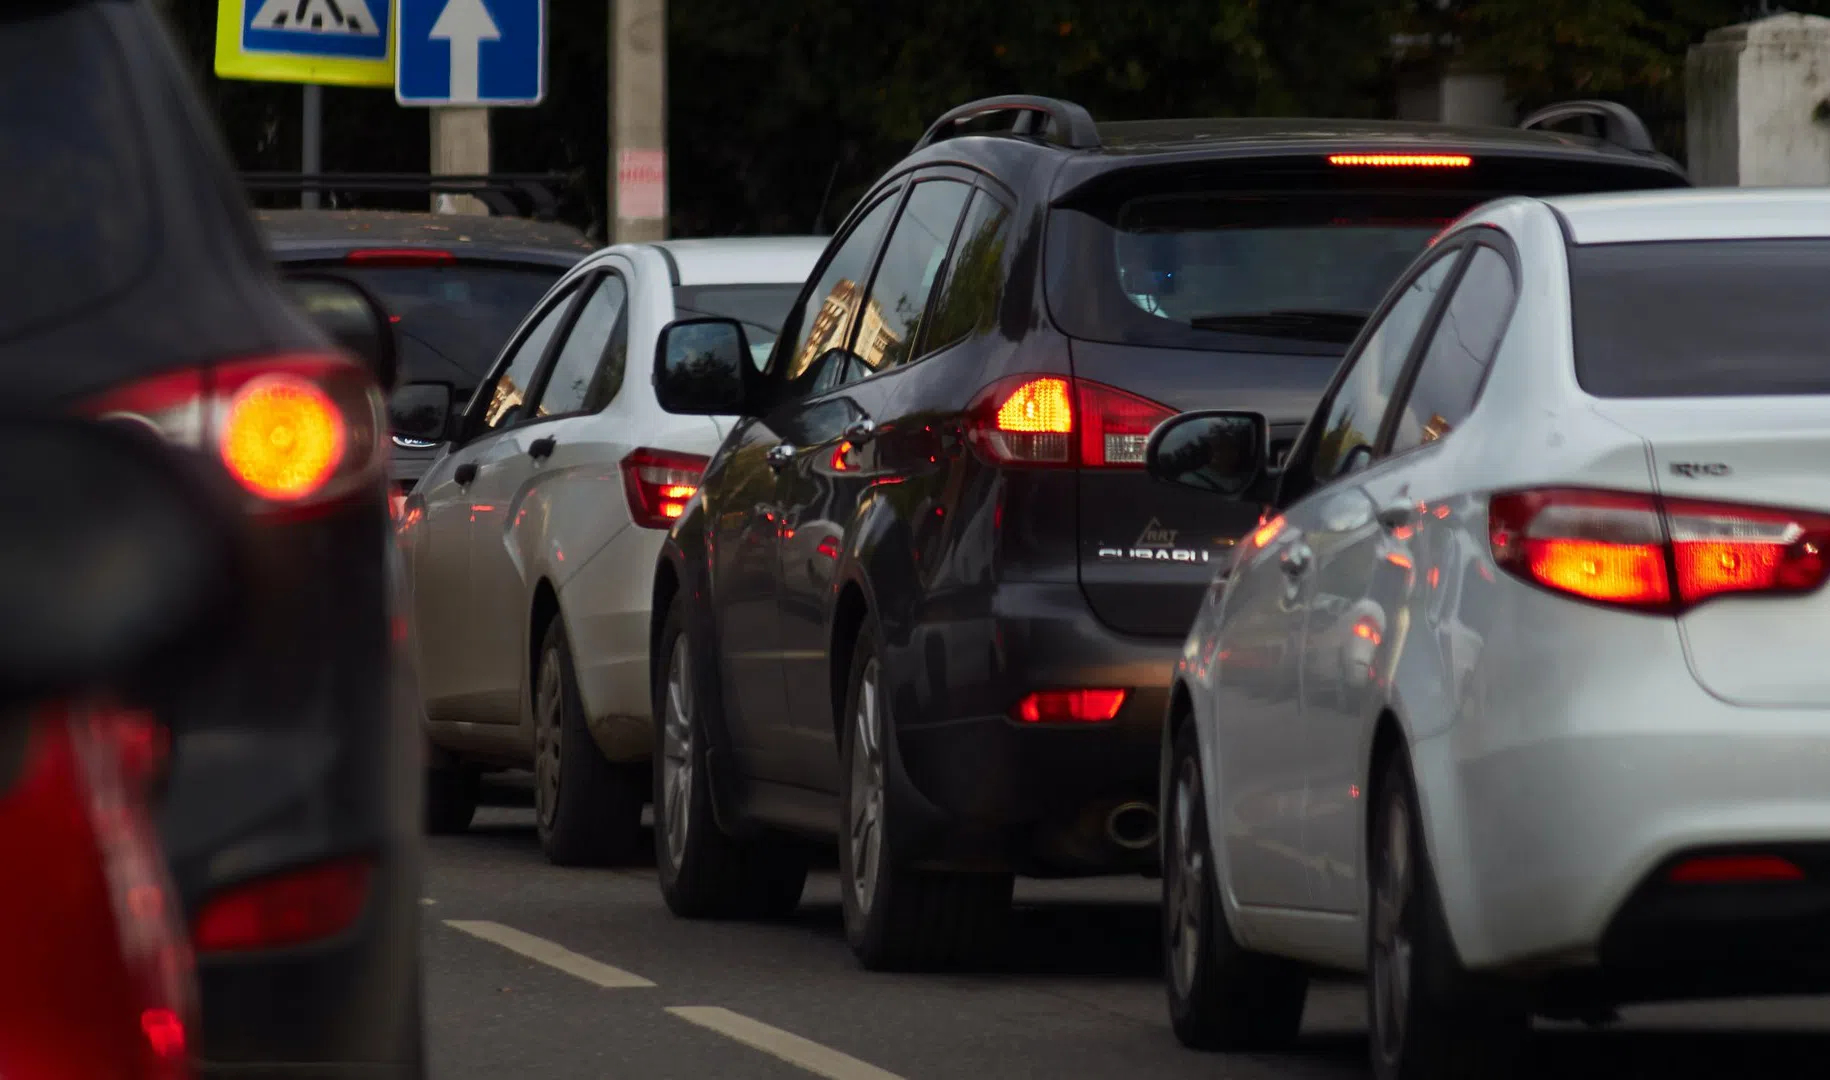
[
  {"x1": 0, "y1": 6, "x2": 152, "y2": 342},
  {"x1": 1570, "y1": 239, "x2": 1830, "y2": 398},
  {"x1": 1046, "y1": 157, "x2": 1683, "y2": 354},
  {"x1": 673, "y1": 284, "x2": 801, "y2": 368},
  {"x1": 334, "y1": 264, "x2": 563, "y2": 387}
]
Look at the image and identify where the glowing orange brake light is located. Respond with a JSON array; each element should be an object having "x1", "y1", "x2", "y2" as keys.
[
  {"x1": 219, "y1": 375, "x2": 347, "y2": 501},
  {"x1": 995, "y1": 377, "x2": 1073, "y2": 433},
  {"x1": 1328, "y1": 154, "x2": 1472, "y2": 168}
]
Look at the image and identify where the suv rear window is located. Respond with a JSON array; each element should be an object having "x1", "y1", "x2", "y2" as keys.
[
  {"x1": 331, "y1": 263, "x2": 564, "y2": 387},
  {"x1": 1046, "y1": 157, "x2": 1683, "y2": 354},
  {"x1": 1570, "y1": 239, "x2": 1830, "y2": 398}
]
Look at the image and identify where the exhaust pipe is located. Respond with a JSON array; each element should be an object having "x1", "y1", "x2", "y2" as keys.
[{"x1": 1105, "y1": 801, "x2": 1159, "y2": 851}]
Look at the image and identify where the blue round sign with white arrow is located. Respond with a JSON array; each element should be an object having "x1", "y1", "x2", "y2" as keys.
[{"x1": 396, "y1": 0, "x2": 547, "y2": 107}]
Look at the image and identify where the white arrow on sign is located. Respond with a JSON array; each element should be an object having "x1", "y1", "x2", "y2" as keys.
[{"x1": 430, "y1": 0, "x2": 502, "y2": 103}]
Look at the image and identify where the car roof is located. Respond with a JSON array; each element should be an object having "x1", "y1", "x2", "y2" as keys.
[
  {"x1": 1543, "y1": 188, "x2": 1830, "y2": 245},
  {"x1": 257, "y1": 209, "x2": 595, "y2": 267},
  {"x1": 650, "y1": 236, "x2": 828, "y2": 287}
]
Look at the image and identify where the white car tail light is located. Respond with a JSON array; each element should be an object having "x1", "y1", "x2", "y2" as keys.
[{"x1": 621, "y1": 448, "x2": 709, "y2": 529}]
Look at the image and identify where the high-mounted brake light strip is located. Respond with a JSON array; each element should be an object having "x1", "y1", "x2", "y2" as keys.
[{"x1": 1328, "y1": 153, "x2": 1472, "y2": 168}]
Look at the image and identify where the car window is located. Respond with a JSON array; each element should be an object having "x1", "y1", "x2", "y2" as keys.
[
  {"x1": 1308, "y1": 252, "x2": 1458, "y2": 483},
  {"x1": 1389, "y1": 245, "x2": 1515, "y2": 453},
  {"x1": 672, "y1": 283, "x2": 803, "y2": 371},
  {"x1": 531, "y1": 273, "x2": 628, "y2": 418},
  {"x1": 851, "y1": 180, "x2": 974, "y2": 376},
  {"x1": 923, "y1": 190, "x2": 1014, "y2": 355},
  {"x1": 330, "y1": 265, "x2": 564, "y2": 388},
  {"x1": 777, "y1": 193, "x2": 900, "y2": 400},
  {"x1": 478, "y1": 281, "x2": 580, "y2": 434}
]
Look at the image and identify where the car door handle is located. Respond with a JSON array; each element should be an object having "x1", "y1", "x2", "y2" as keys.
[
  {"x1": 767, "y1": 444, "x2": 798, "y2": 471},
  {"x1": 454, "y1": 461, "x2": 478, "y2": 487},
  {"x1": 841, "y1": 418, "x2": 877, "y2": 443},
  {"x1": 1376, "y1": 501, "x2": 1417, "y2": 530},
  {"x1": 1279, "y1": 543, "x2": 1313, "y2": 578},
  {"x1": 528, "y1": 436, "x2": 557, "y2": 462}
]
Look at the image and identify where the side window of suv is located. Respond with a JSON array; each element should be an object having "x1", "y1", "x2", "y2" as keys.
[
  {"x1": 1388, "y1": 245, "x2": 1515, "y2": 453},
  {"x1": 777, "y1": 193, "x2": 900, "y2": 400},
  {"x1": 921, "y1": 189, "x2": 1014, "y2": 355},
  {"x1": 1307, "y1": 252, "x2": 1458, "y2": 483},
  {"x1": 477, "y1": 280, "x2": 582, "y2": 435},
  {"x1": 850, "y1": 179, "x2": 974, "y2": 375}
]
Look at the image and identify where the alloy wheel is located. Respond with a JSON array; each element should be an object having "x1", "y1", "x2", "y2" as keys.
[
  {"x1": 1371, "y1": 792, "x2": 1415, "y2": 1065},
  {"x1": 848, "y1": 657, "x2": 886, "y2": 917},
  {"x1": 533, "y1": 648, "x2": 563, "y2": 830},
  {"x1": 1167, "y1": 755, "x2": 1205, "y2": 999},
  {"x1": 660, "y1": 636, "x2": 694, "y2": 872}
]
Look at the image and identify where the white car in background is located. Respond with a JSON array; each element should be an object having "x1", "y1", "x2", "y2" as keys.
[
  {"x1": 396, "y1": 237, "x2": 824, "y2": 865},
  {"x1": 1148, "y1": 189, "x2": 1830, "y2": 1080}
]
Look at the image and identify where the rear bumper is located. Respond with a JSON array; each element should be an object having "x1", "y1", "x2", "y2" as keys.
[{"x1": 885, "y1": 582, "x2": 1178, "y2": 873}]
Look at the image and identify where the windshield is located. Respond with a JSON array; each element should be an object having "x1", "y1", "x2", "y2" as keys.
[
  {"x1": 332, "y1": 263, "x2": 566, "y2": 387},
  {"x1": 673, "y1": 283, "x2": 802, "y2": 368}
]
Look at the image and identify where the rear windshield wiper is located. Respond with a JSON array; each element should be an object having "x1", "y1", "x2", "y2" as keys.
[{"x1": 1187, "y1": 309, "x2": 1370, "y2": 343}]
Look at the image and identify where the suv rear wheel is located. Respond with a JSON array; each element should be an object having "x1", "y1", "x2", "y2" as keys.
[
  {"x1": 652, "y1": 592, "x2": 809, "y2": 918},
  {"x1": 532, "y1": 619, "x2": 646, "y2": 867},
  {"x1": 838, "y1": 620, "x2": 1013, "y2": 971}
]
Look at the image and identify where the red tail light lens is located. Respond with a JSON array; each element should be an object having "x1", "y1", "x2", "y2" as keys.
[
  {"x1": 1489, "y1": 488, "x2": 1830, "y2": 612},
  {"x1": 192, "y1": 856, "x2": 374, "y2": 954},
  {"x1": 968, "y1": 375, "x2": 1174, "y2": 468},
  {"x1": 1012, "y1": 688, "x2": 1129, "y2": 723},
  {"x1": 344, "y1": 248, "x2": 457, "y2": 266},
  {"x1": 84, "y1": 355, "x2": 385, "y2": 514},
  {"x1": 1668, "y1": 854, "x2": 1805, "y2": 884},
  {"x1": 621, "y1": 448, "x2": 708, "y2": 529}
]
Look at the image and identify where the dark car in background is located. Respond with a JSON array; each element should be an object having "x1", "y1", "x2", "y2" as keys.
[
  {"x1": 7, "y1": 2, "x2": 421, "y2": 1075},
  {"x1": 258, "y1": 209, "x2": 594, "y2": 499},
  {"x1": 646, "y1": 95, "x2": 1689, "y2": 971}
]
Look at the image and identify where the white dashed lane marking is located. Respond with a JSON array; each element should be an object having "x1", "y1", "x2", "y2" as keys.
[
  {"x1": 443, "y1": 919, "x2": 657, "y2": 989},
  {"x1": 667, "y1": 1006, "x2": 908, "y2": 1080}
]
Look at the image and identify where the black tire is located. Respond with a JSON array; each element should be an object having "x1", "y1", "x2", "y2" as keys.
[
  {"x1": 652, "y1": 592, "x2": 808, "y2": 919},
  {"x1": 838, "y1": 620, "x2": 1013, "y2": 972},
  {"x1": 532, "y1": 618, "x2": 646, "y2": 867},
  {"x1": 424, "y1": 762, "x2": 479, "y2": 835},
  {"x1": 1368, "y1": 752, "x2": 1529, "y2": 1080},
  {"x1": 1163, "y1": 720, "x2": 1308, "y2": 1050}
]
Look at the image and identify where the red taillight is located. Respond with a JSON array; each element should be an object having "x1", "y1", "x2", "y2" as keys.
[
  {"x1": 84, "y1": 355, "x2": 385, "y2": 514},
  {"x1": 1328, "y1": 153, "x2": 1472, "y2": 168},
  {"x1": 141, "y1": 1007, "x2": 187, "y2": 1060},
  {"x1": 343, "y1": 248, "x2": 457, "y2": 266},
  {"x1": 1012, "y1": 688, "x2": 1129, "y2": 723},
  {"x1": 968, "y1": 375, "x2": 1175, "y2": 468},
  {"x1": 191, "y1": 856, "x2": 374, "y2": 954},
  {"x1": 1668, "y1": 854, "x2": 1805, "y2": 884},
  {"x1": 621, "y1": 448, "x2": 708, "y2": 529},
  {"x1": 1489, "y1": 488, "x2": 1830, "y2": 613}
]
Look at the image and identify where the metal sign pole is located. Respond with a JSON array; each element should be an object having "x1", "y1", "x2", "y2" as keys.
[{"x1": 302, "y1": 83, "x2": 323, "y2": 209}]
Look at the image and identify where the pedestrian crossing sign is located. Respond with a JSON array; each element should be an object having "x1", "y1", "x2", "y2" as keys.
[{"x1": 214, "y1": 0, "x2": 398, "y2": 88}]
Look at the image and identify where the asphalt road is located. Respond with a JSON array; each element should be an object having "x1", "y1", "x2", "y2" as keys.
[{"x1": 424, "y1": 796, "x2": 1830, "y2": 1080}]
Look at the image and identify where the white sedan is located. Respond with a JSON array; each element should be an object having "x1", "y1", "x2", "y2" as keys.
[{"x1": 1148, "y1": 188, "x2": 1830, "y2": 1080}]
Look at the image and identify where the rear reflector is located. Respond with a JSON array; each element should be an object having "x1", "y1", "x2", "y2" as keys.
[
  {"x1": 1668, "y1": 854, "x2": 1805, "y2": 884},
  {"x1": 141, "y1": 1007, "x2": 187, "y2": 1059},
  {"x1": 344, "y1": 248, "x2": 457, "y2": 266},
  {"x1": 621, "y1": 447, "x2": 708, "y2": 529},
  {"x1": 1012, "y1": 689, "x2": 1128, "y2": 723},
  {"x1": 968, "y1": 375, "x2": 1175, "y2": 468},
  {"x1": 1489, "y1": 488, "x2": 1830, "y2": 613},
  {"x1": 192, "y1": 856, "x2": 374, "y2": 953},
  {"x1": 1328, "y1": 153, "x2": 1472, "y2": 168}
]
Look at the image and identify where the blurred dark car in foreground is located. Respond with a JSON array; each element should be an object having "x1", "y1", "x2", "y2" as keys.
[{"x1": 4, "y1": 2, "x2": 421, "y2": 1076}]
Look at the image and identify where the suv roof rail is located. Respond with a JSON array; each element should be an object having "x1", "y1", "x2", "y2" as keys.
[
  {"x1": 913, "y1": 95, "x2": 1101, "y2": 153},
  {"x1": 1518, "y1": 100, "x2": 1657, "y2": 155},
  {"x1": 240, "y1": 172, "x2": 574, "y2": 221}
]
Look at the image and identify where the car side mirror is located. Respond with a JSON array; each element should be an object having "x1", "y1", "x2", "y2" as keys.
[
  {"x1": 653, "y1": 317, "x2": 752, "y2": 415},
  {"x1": 390, "y1": 382, "x2": 455, "y2": 446},
  {"x1": 1145, "y1": 410, "x2": 1268, "y2": 498},
  {"x1": 282, "y1": 273, "x2": 399, "y2": 391}
]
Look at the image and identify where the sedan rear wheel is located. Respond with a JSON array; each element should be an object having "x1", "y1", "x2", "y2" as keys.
[{"x1": 532, "y1": 619, "x2": 645, "y2": 867}]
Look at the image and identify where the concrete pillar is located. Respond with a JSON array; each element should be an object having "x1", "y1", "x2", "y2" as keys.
[
  {"x1": 430, "y1": 107, "x2": 492, "y2": 216},
  {"x1": 1687, "y1": 13, "x2": 1830, "y2": 186},
  {"x1": 1397, "y1": 69, "x2": 1515, "y2": 127},
  {"x1": 611, "y1": 0, "x2": 668, "y2": 243}
]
